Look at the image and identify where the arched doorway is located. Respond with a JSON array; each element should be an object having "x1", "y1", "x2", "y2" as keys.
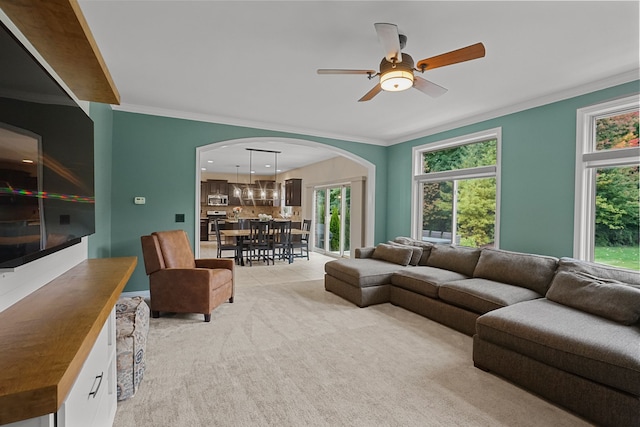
[{"x1": 194, "y1": 137, "x2": 375, "y2": 258}]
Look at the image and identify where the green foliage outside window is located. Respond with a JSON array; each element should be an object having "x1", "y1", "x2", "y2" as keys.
[
  {"x1": 594, "y1": 111, "x2": 639, "y2": 250},
  {"x1": 330, "y1": 206, "x2": 340, "y2": 251},
  {"x1": 422, "y1": 139, "x2": 496, "y2": 247}
]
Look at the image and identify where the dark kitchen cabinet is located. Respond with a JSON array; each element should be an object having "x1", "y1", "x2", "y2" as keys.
[
  {"x1": 200, "y1": 181, "x2": 209, "y2": 204},
  {"x1": 228, "y1": 182, "x2": 242, "y2": 206},
  {"x1": 285, "y1": 178, "x2": 302, "y2": 206},
  {"x1": 208, "y1": 180, "x2": 228, "y2": 195},
  {"x1": 200, "y1": 219, "x2": 208, "y2": 241}
]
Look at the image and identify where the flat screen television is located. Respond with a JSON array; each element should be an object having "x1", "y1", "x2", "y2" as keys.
[{"x1": 0, "y1": 20, "x2": 95, "y2": 269}]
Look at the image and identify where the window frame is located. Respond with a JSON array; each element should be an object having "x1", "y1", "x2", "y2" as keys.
[
  {"x1": 574, "y1": 94, "x2": 640, "y2": 261},
  {"x1": 411, "y1": 127, "x2": 502, "y2": 246}
]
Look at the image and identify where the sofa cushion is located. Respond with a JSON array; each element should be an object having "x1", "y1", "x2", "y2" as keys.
[
  {"x1": 556, "y1": 257, "x2": 640, "y2": 286},
  {"x1": 391, "y1": 267, "x2": 468, "y2": 298},
  {"x1": 472, "y1": 248, "x2": 558, "y2": 295},
  {"x1": 439, "y1": 278, "x2": 543, "y2": 314},
  {"x1": 392, "y1": 237, "x2": 433, "y2": 265},
  {"x1": 426, "y1": 245, "x2": 481, "y2": 277},
  {"x1": 325, "y1": 258, "x2": 406, "y2": 288},
  {"x1": 372, "y1": 243, "x2": 413, "y2": 266},
  {"x1": 547, "y1": 271, "x2": 640, "y2": 325},
  {"x1": 355, "y1": 246, "x2": 375, "y2": 259},
  {"x1": 476, "y1": 299, "x2": 640, "y2": 396},
  {"x1": 387, "y1": 241, "x2": 423, "y2": 266}
]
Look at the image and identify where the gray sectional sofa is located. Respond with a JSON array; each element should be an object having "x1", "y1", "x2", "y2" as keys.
[{"x1": 324, "y1": 237, "x2": 640, "y2": 427}]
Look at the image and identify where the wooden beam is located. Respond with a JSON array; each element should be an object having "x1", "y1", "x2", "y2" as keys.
[{"x1": 0, "y1": 0, "x2": 120, "y2": 105}]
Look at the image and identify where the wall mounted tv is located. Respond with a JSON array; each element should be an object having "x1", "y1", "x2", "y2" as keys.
[{"x1": 0, "y1": 21, "x2": 95, "y2": 269}]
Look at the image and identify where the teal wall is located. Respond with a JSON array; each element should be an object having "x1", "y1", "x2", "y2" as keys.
[
  {"x1": 387, "y1": 80, "x2": 640, "y2": 257},
  {"x1": 103, "y1": 80, "x2": 638, "y2": 292},
  {"x1": 110, "y1": 112, "x2": 387, "y2": 291},
  {"x1": 88, "y1": 102, "x2": 113, "y2": 258}
]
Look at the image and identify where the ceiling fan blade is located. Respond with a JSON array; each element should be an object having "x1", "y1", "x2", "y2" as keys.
[
  {"x1": 416, "y1": 42, "x2": 485, "y2": 71},
  {"x1": 317, "y1": 69, "x2": 376, "y2": 75},
  {"x1": 358, "y1": 84, "x2": 382, "y2": 102},
  {"x1": 374, "y1": 23, "x2": 402, "y2": 63},
  {"x1": 413, "y1": 76, "x2": 448, "y2": 98}
]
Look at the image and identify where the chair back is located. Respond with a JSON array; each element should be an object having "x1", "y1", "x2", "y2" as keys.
[
  {"x1": 152, "y1": 230, "x2": 196, "y2": 268},
  {"x1": 213, "y1": 219, "x2": 223, "y2": 246},
  {"x1": 141, "y1": 234, "x2": 165, "y2": 275},
  {"x1": 249, "y1": 220, "x2": 270, "y2": 246},
  {"x1": 236, "y1": 218, "x2": 250, "y2": 230},
  {"x1": 301, "y1": 219, "x2": 311, "y2": 242},
  {"x1": 272, "y1": 220, "x2": 292, "y2": 245}
]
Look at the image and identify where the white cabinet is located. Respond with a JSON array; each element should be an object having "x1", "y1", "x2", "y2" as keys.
[
  {"x1": 58, "y1": 309, "x2": 117, "y2": 427},
  {"x1": 0, "y1": 257, "x2": 135, "y2": 427},
  {"x1": 5, "y1": 312, "x2": 117, "y2": 427}
]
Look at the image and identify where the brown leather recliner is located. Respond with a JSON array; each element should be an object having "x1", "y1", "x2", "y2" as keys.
[{"x1": 140, "y1": 230, "x2": 234, "y2": 322}]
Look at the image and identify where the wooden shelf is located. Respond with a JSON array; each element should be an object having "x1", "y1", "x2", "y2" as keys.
[
  {"x1": 0, "y1": 0, "x2": 120, "y2": 104},
  {"x1": 0, "y1": 257, "x2": 136, "y2": 425}
]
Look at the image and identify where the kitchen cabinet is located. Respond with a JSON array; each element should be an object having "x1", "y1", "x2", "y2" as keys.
[
  {"x1": 200, "y1": 219, "x2": 209, "y2": 241},
  {"x1": 228, "y1": 182, "x2": 242, "y2": 206},
  {"x1": 200, "y1": 181, "x2": 208, "y2": 204},
  {"x1": 255, "y1": 180, "x2": 279, "y2": 206},
  {"x1": 207, "y1": 180, "x2": 228, "y2": 196},
  {"x1": 285, "y1": 178, "x2": 302, "y2": 206}
]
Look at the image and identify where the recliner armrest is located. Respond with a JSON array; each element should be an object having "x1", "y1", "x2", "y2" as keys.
[{"x1": 195, "y1": 258, "x2": 234, "y2": 270}]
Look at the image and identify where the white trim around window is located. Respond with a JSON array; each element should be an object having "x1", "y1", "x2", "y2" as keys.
[
  {"x1": 411, "y1": 127, "x2": 502, "y2": 245},
  {"x1": 574, "y1": 94, "x2": 640, "y2": 261}
]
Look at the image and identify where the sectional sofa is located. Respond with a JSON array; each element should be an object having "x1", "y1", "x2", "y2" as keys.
[{"x1": 324, "y1": 237, "x2": 640, "y2": 427}]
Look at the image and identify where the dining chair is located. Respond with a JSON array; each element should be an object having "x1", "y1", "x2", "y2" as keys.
[
  {"x1": 244, "y1": 220, "x2": 272, "y2": 266},
  {"x1": 291, "y1": 219, "x2": 311, "y2": 260},
  {"x1": 214, "y1": 219, "x2": 238, "y2": 262},
  {"x1": 270, "y1": 220, "x2": 293, "y2": 263}
]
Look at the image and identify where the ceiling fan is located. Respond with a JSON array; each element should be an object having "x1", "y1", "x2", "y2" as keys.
[{"x1": 317, "y1": 23, "x2": 486, "y2": 102}]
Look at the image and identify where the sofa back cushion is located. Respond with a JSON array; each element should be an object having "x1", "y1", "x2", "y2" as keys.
[
  {"x1": 425, "y1": 245, "x2": 481, "y2": 277},
  {"x1": 392, "y1": 237, "x2": 433, "y2": 265},
  {"x1": 556, "y1": 257, "x2": 640, "y2": 286},
  {"x1": 372, "y1": 243, "x2": 413, "y2": 266},
  {"x1": 387, "y1": 241, "x2": 423, "y2": 266},
  {"x1": 473, "y1": 248, "x2": 558, "y2": 295},
  {"x1": 546, "y1": 270, "x2": 640, "y2": 325}
]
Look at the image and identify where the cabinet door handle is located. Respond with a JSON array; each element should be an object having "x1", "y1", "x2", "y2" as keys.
[{"x1": 89, "y1": 372, "x2": 104, "y2": 398}]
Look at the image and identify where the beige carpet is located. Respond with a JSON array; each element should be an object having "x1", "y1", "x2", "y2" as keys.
[{"x1": 115, "y1": 260, "x2": 590, "y2": 426}]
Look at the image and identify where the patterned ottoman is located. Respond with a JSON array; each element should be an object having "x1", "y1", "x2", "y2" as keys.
[{"x1": 115, "y1": 296, "x2": 150, "y2": 401}]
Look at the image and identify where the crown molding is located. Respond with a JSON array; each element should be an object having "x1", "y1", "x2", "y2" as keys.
[
  {"x1": 390, "y1": 69, "x2": 640, "y2": 145},
  {"x1": 111, "y1": 103, "x2": 387, "y2": 147},
  {"x1": 113, "y1": 70, "x2": 638, "y2": 148}
]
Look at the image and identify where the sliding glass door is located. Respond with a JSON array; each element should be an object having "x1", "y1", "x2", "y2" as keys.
[{"x1": 314, "y1": 184, "x2": 350, "y2": 257}]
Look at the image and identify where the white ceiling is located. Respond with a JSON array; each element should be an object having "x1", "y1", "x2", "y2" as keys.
[{"x1": 78, "y1": 1, "x2": 639, "y2": 174}]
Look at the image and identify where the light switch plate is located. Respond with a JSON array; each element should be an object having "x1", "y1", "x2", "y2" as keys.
[{"x1": 134, "y1": 197, "x2": 145, "y2": 205}]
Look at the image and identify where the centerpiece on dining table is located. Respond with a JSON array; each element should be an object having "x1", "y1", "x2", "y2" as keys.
[
  {"x1": 258, "y1": 213, "x2": 273, "y2": 222},
  {"x1": 232, "y1": 206, "x2": 242, "y2": 220}
]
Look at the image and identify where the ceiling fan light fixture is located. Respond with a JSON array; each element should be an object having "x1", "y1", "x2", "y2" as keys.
[
  {"x1": 380, "y1": 69, "x2": 414, "y2": 91},
  {"x1": 379, "y1": 53, "x2": 415, "y2": 92}
]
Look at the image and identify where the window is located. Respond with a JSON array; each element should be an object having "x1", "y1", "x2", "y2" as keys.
[
  {"x1": 412, "y1": 128, "x2": 501, "y2": 248},
  {"x1": 575, "y1": 95, "x2": 639, "y2": 270}
]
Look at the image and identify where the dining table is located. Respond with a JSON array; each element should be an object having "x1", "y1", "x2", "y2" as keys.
[{"x1": 220, "y1": 227, "x2": 309, "y2": 266}]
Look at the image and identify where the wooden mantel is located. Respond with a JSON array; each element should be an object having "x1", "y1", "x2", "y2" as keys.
[
  {"x1": 0, "y1": 257, "x2": 136, "y2": 425},
  {"x1": 0, "y1": 0, "x2": 120, "y2": 105}
]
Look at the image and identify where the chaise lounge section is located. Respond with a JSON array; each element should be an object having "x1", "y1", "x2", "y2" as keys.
[{"x1": 324, "y1": 237, "x2": 640, "y2": 427}]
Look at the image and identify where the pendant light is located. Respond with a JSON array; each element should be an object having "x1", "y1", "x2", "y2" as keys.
[{"x1": 234, "y1": 165, "x2": 240, "y2": 197}]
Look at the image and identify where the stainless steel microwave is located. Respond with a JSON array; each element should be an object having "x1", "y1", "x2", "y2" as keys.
[{"x1": 207, "y1": 194, "x2": 228, "y2": 206}]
